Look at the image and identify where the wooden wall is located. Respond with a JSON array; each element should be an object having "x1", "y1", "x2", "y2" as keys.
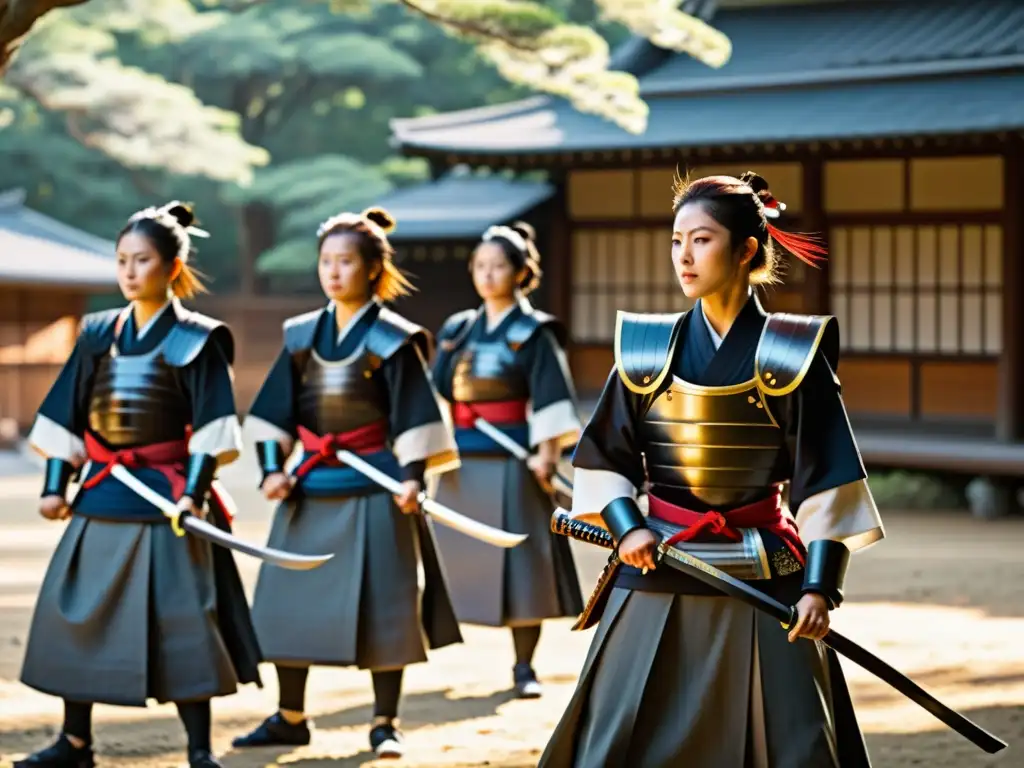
[
  {"x1": 0, "y1": 286, "x2": 90, "y2": 430},
  {"x1": 561, "y1": 152, "x2": 1009, "y2": 434}
]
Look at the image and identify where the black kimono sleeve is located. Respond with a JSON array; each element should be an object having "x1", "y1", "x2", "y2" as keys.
[
  {"x1": 381, "y1": 342, "x2": 460, "y2": 484},
  {"x1": 569, "y1": 367, "x2": 647, "y2": 529},
  {"x1": 27, "y1": 338, "x2": 92, "y2": 462},
  {"x1": 518, "y1": 328, "x2": 582, "y2": 449},
  {"x1": 784, "y1": 350, "x2": 884, "y2": 553},
  {"x1": 244, "y1": 346, "x2": 300, "y2": 456},
  {"x1": 180, "y1": 337, "x2": 243, "y2": 467}
]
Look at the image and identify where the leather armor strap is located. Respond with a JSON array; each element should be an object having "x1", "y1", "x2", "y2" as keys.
[
  {"x1": 256, "y1": 440, "x2": 286, "y2": 482},
  {"x1": 802, "y1": 538, "x2": 851, "y2": 609},
  {"x1": 183, "y1": 453, "x2": 218, "y2": 504},
  {"x1": 42, "y1": 458, "x2": 75, "y2": 498},
  {"x1": 600, "y1": 496, "x2": 646, "y2": 548}
]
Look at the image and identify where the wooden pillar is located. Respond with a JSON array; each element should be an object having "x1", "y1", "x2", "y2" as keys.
[
  {"x1": 997, "y1": 139, "x2": 1024, "y2": 443},
  {"x1": 801, "y1": 154, "x2": 830, "y2": 314},
  {"x1": 547, "y1": 177, "x2": 573, "y2": 336}
]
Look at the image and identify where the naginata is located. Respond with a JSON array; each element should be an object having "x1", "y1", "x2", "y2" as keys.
[
  {"x1": 539, "y1": 172, "x2": 886, "y2": 768},
  {"x1": 15, "y1": 202, "x2": 261, "y2": 768},
  {"x1": 232, "y1": 207, "x2": 463, "y2": 759},
  {"x1": 430, "y1": 221, "x2": 584, "y2": 698}
]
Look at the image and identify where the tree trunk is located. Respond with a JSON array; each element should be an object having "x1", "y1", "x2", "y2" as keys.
[{"x1": 0, "y1": 0, "x2": 89, "y2": 75}]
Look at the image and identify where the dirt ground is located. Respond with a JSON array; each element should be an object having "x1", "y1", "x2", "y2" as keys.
[{"x1": 0, "y1": 456, "x2": 1020, "y2": 767}]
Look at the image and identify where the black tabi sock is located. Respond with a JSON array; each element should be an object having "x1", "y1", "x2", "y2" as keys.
[
  {"x1": 276, "y1": 665, "x2": 310, "y2": 715},
  {"x1": 176, "y1": 700, "x2": 212, "y2": 754},
  {"x1": 512, "y1": 625, "x2": 541, "y2": 666},
  {"x1": 62, "y1": 700, "x2": 93, "y2": 745},
  {"x1": 371, "y1": 669, "x2": 404, "y2": 720}
]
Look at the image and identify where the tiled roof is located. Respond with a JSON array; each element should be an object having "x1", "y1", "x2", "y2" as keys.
[
  {"x1": 374, "y1": 173, "x2": 554, "y2": 241},
  {"x1": 391, "y1": 0, "x2": 1024, "y2": 156},
  {"x1": 0, "y1": 190, "x2": 116, "y2": 288}
]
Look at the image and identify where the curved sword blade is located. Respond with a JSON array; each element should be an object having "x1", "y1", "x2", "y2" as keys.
[
  {"x1": 182, "y1": 516, "x2": 333, "y2": 571},
  {"x1": 472, "y1": 417, "x2": 575, "y2": 494},
  {"x1": 336, "y1": 449, "x2": 527, "y2": 549},
  {"x1": 109, "y1": 464, "x2": 333, "y2": 570}
]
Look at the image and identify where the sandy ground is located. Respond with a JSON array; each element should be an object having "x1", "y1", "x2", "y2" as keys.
[{"x1": 0, "y1": 454, "x2": 1020, "y2": 767}]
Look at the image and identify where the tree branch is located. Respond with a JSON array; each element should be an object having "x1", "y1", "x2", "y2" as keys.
[
  {"x1": 395, "y1": 0, "x2": 542, "y2": 52},
  {"x1": 0, "y1": 0, "x2": 88, "y2": 74}
]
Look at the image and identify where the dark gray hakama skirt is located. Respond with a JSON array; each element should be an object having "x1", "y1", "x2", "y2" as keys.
[
  {"x1": 430, "y1": 455, "x2": 584, "y2": 628},
  {"x1": 539, "y1": 576, "x2": 871, "y2": 768},
  {"x1": 250, "y1": 490, "x2": 462, "y2": 670},
  {"x1": 19, "y1": 509, "x2": 258, "y2": 707}
]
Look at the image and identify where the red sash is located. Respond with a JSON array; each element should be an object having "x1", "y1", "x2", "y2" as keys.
[
  {"x1": 452, "y1": 400, "x2": 527, "y2": 429},
  {"x1": 293, "y1": 421, "x2": 388, "y2": 478},
  {"x1": 649, "y1": 489, "x2": 806, "y2": 565},
  {"x1": 83, "y1": 431, "x2": 190, "y2": 498},
  {"x1": 81, "y1": 430, "x2": 236, "y2": 524}
]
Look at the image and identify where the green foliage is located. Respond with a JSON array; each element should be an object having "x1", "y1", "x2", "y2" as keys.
[
  {"x1": 0, "y1": 0, "x2": 733, "y2": 284},
  {"x1": 230, "y1": 155, "x2": 394, "y2": 273},
  {"x1": 6, "y1": 0, "x2": 267, "y2": 183},
  {"x1": 867, "y1": 470, "x2": 967, "y2": 510}
]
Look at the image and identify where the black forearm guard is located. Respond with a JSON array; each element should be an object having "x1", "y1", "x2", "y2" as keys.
[
  {"x1": 42, "y1": 458, "x2": 74, "y2": 498},
  {"x1": 183, "y1": 453, "x2": 218, "y2": 505},
  {"x1": 802, "y1": 539, "x2": 851, "y2": 609},
  {"x1": 256, "y1": 440, "x2": 286, "y2": 483},
  {"x1": 600, "y1": 496, "x2": 646, "y2": 549}
]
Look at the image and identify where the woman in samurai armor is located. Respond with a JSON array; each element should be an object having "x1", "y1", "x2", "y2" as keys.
[
  {"x1": 539, "y1": 172, "x2": 885, "y2": 768},
  {"x1": 231, "y1": 207, "x2": 463, "y2": 759},
  {"x1": 430, "y1": 221, "x2": 584, "y2": 699},
  {"x1": 15, "y1": 202, "x2": 262, "y2": 768}
]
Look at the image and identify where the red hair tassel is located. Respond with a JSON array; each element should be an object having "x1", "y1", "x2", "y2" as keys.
[{"x1": 766, "y1": 223, "x2": 828, "y2": 268}]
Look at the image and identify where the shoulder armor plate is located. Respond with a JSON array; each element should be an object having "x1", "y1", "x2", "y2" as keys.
[
  {"x1": 77, "y1": 308, "x2": 122, "y2": 355},
  {"x1": 437, "y1": 309, "x2": 477, "y2": 352},
  {"x1": 755, "y1": 313, "x2": 839, "y2": 396},
  {"x1": 506, "y1": 307, "x2": 566, "y2": 350},
  {"x1": 366, "y1": 306, "x2": 431, "y2": 361},
  {"x1": 613, "y1": 311, "x2": 687, "y2": 395},
  {"x1": 282, "y1": 308, "x2": 325, "y2": 355},
  {"x1": 164, "y1": 310, "x2": 234, "y2": 367}
]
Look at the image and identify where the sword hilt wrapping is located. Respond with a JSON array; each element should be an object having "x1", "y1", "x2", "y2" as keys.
[{"x1": 551, "y1": 512, "x2": 615, "y2": 550}]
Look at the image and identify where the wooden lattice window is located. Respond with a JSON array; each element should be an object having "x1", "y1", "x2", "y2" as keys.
[{"x1": 829, "y1": 223, "x2": 1002, "y2": 355}]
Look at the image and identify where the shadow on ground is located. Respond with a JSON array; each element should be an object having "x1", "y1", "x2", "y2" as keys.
[
  {"x1": 864, "y1": 703, "x2": 1020, "y2": 767},
  {"x1": 0, "y1": 687, "x2": 517, "y2": 765}
]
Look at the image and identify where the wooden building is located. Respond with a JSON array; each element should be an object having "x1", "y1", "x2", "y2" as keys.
[
  {"x1": 0, "y1": 189, "x2": 118, "y2": 433},
  {"x1": 386, "y1": 0, "x2": 1024, "y2": 490}
]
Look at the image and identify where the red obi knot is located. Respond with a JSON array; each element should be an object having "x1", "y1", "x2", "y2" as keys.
[{"x1": 294, "y1": 421, "x2": 388, "y2": 478}]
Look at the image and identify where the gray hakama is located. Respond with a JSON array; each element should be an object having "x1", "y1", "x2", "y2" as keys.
[
  {"x1": 251, "y1": 492, "x2": 460, "y2": 669},
  {"x1": 244, "y1": 299, "x2": 463, "y2": 672},
  {"x1": 541, "y1": 579, "x2": 868, "y2": 767},
  {"x1": 21, "y1": 514, "x2": 241, "y2": 706},
  {"x1": 541, "y1": 295, "x2": 885, "y2": 767},
  {"x1": 431, "y1": 455, "x2": 582, "y2": 627},
  {"x1": 431, "y1": 303, "x2": 584, "y2": 628},
  {"x1": 19, "y1": 300, "x2": 260, "y2": 707}
]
